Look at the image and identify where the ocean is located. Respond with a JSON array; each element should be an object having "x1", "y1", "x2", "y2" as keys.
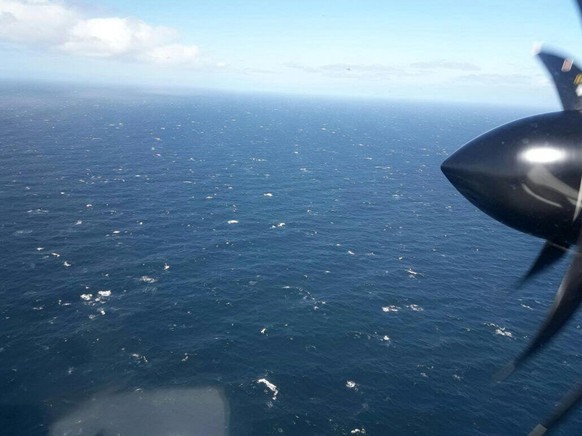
[{"x1": 1, "y1": 84, "x2": 581, "y2": 435}]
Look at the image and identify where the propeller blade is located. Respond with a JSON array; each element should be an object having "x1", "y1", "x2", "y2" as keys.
[
  {"x1": 517, "y1": 241, "x2": 569, "y2": 288},
  {"x1": 536, "y1": 50, "x2": 582, "y2": 111},
  {"x1": 497, "y1": 232, "x2": 582, "y2": 380},
  {"x1": 528, "y1": 383, "x2": 582, "y2": 436}
]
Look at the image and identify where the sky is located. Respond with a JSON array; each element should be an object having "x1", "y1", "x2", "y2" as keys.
[{"x1": 1, "y1": 0, "x2": 582, "y2": 106}]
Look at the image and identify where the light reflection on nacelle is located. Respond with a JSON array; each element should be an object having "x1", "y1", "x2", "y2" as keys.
[{"x1": 520, "y1": 146, "x2": 567, "y2": 164}]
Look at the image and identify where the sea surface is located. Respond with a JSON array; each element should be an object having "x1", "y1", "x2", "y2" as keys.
[{"x1": 1, "y1": 85, "x2": 581, "y2": 435}]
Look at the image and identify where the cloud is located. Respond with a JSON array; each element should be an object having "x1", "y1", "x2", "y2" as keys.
[
  {"x1": 286, "y1": 60, "x2": 483, "y2": 82},
  {"x1": 141, "y1": 43, "x2": 199, "y2": 66},
  {"x1": 0, "y1": 0, "x2": 199, "y2": 66},
  {"x1": 0, "y1": 0, "x2": 77, "y2": 45},
  {"x1": 455, "y1": 73, "x2": 533, "y2": 86},
  {"x1": 286, "y1": 62, "x2": 408, "y2": 80},
  {"x1": 410, "y1": 60, "x2": 481, "y2": 72}
]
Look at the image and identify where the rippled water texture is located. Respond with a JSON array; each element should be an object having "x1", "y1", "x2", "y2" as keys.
[{"x1": 0, "y1": 86, "x2": 581, "y2": 435}]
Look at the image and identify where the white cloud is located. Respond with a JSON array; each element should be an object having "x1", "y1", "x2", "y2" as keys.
[
  {"x1": 410, "y1": 60, "x2": 481, "y2": 72},
  {"x1": 61, "y1": 17, "x2": 177, "y2": 58},
  {"x1": 0, "y1": 0, "x2": 77, "y2": 45},
  {"x1": 286, "y1": 62, "x2": 405, "y2": 80},
  {"x1": 0, "y1": 0, "x2": 199, "y2": 66},
  {"x1": 143, "y1": 43, "x2": 199, "y2": 66}
]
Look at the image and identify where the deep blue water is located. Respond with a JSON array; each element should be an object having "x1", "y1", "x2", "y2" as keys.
[{"x1": 1, "y1": 85, "x2": 582, "y2": 435}]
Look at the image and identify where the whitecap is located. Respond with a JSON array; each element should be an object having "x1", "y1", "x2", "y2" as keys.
[
  {"x1": 227, "y1": 220, "x2": 239, "y2": 225},
  {"x1": 495, "y1": 328, "x2": 513, "y2": 338},
  {"x1": 131, "y1": 353, "x2": 148, "y2": 363},
  {"x1": 405, "y1": 268, "x2": 423, "y2": 277},
  {"x1": 164, "y1": 263, "x2": 170, "y2": 271},
  {"x1": 98, "y1": 290, "x2": 111, "y2": 297},
  {"x1": 13, "y1": 229, "x2": 32, "y2": 235},
  {"x1": 382, "y1": 305, "x2": 399, "y2": 313},
  {"x1": 263, "y1": 193, "x2": 273, "y2": 197},
  {"x1": 80, "y1": 294, "x2": 92, "y2": 301},
  {"x1": 346, "y1": 380, "x2": 357, "y2": 389},
  {"x1": 485, "y1": 322, "x2": 514, "y2": 338},
  {"x1": 63, "y1": 261, "x2": 71, "y2": 267},
  {"x1": 257, "y1": 378, "x2": 278, "y2": 400},
  {"x1": 407, "y1": 304, "x2": 424, "y2": 312},
  {"x1": 140, "y1": 276, "x2": 157, "y2": 284}
]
